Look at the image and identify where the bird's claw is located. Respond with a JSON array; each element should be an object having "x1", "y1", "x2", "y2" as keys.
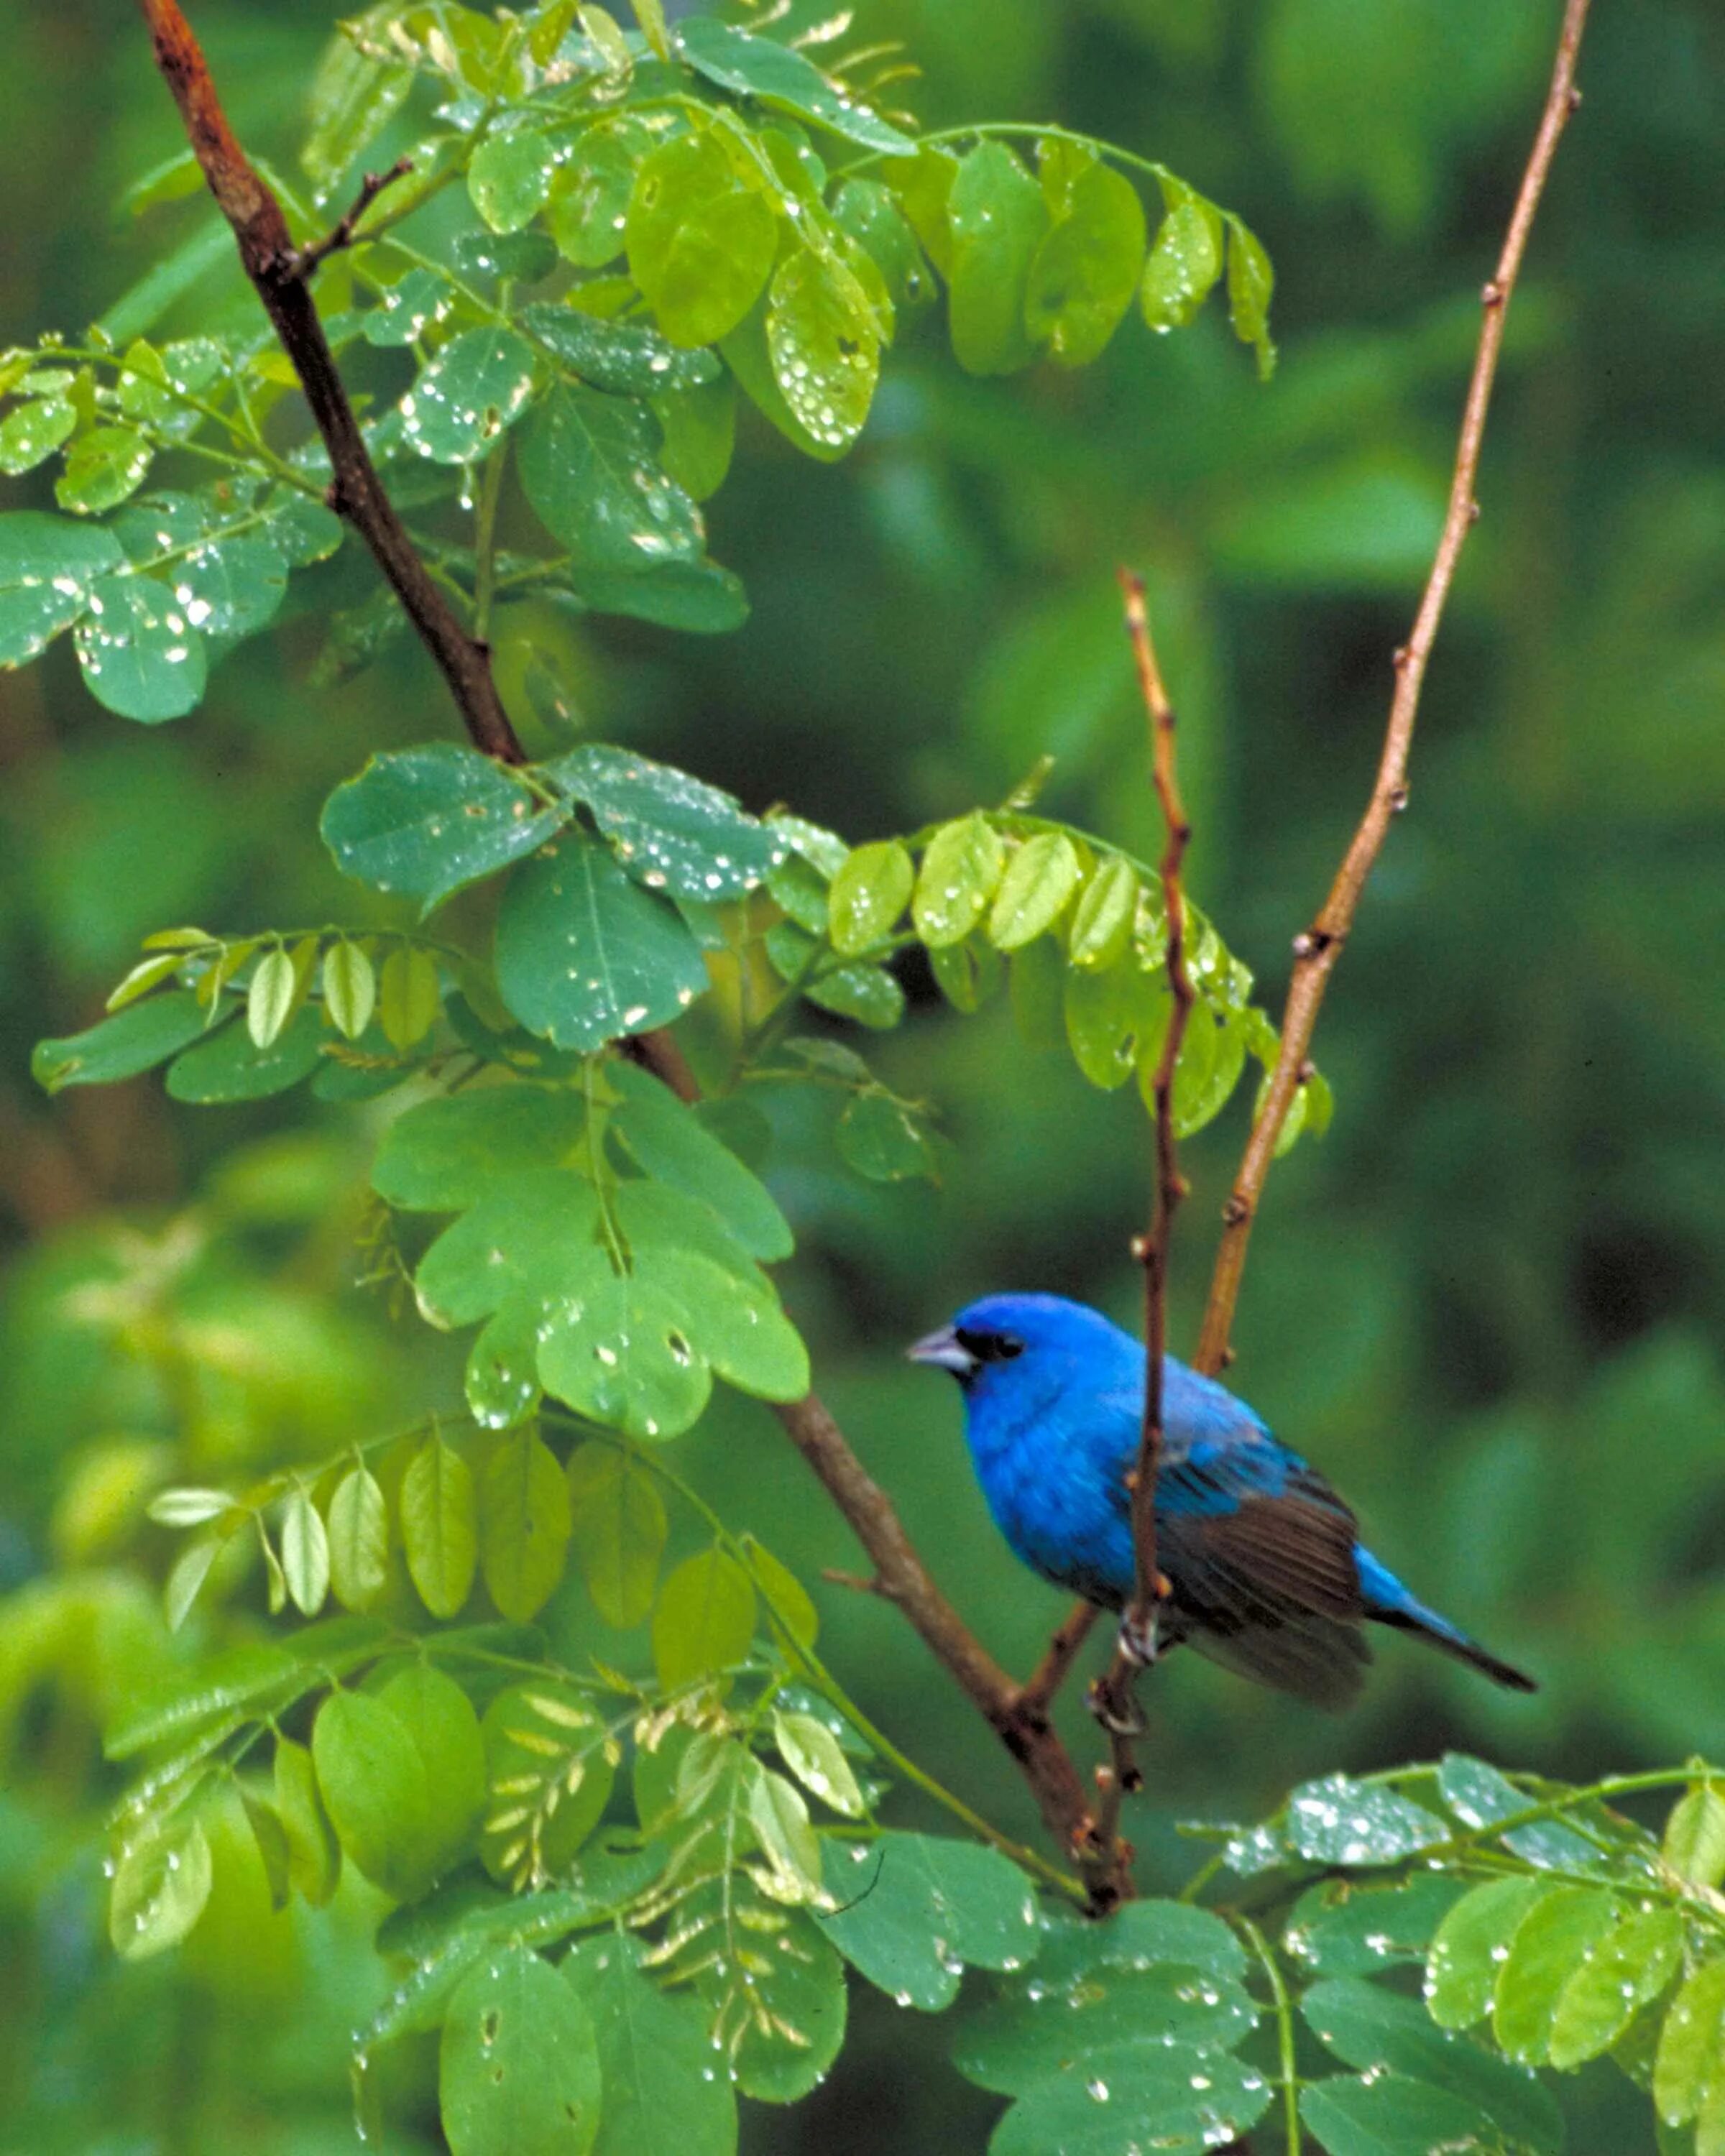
[
  {"x1": 1086, "y1": 1674, "x2": 1147, "y2": 1738},
  {"x1": 1117, "y1": 1608, "x2": 1160, "y2": 1669}
]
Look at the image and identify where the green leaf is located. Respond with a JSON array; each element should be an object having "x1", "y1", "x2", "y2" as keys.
[
  {"x1": 56, "y1": 425, "x2": 152, "y2": 515},
  {"x1": 773, "y1": 1710, "x2": 862, "y2": 1819},
  {"x1": 1550, "y1": 1906, "x2": 1685, "y2": 2069},
  {"x1": 495, "y1": 832, "x2": 710, "y2": 1050},
  {"x1": 310, "y1": 1689, "x2": 433, "y2": 1902},
  {"x1": 455, "y1": 227, "x2": 561, "y2": 285},
  {"x1": 379, "y1": 1661, "x2": 488, "y2": 1881},
  {"x1": 326, "y1": 1466, "x2": 389, "y2": 1613},
  {"x1": 742, "y1": 1536, "x2": 819, "y2": 1649},
  {"x1": 1302, "y1": 1976, "x2": 1563, "y2": 2151},
  {"x1": 1666, "y1": 1783, "x2": 1725, "y2": 1888},
  {"x1": 274, "y1": 1735, "x2": 340, "y2": 1907},
  {"x1": 749, "y1": 1768, "x2": 824, "y2": 1902},
  {"x1": 834, "y1": 1092, "x2": 937, "y2": 1182},
  {"x1": 954, "y1": 1899, "x2": 1251, "y2": 2093},
  {"x1": 1492, "y1": 1884, "x2": 1623, "y2": 2065},
  {"x1": 162, "y1": 1537, "x2": 221, "y2": 1631},
  {"x1": 625, "y1": 129, "x2": 777, "y2": 349},
  {"x1": 0, "y1": 395, "x2": 76, "y2": 475},
  {"x1": 1225, "y1": 216, "x2": 1276, "y2": 379},
  {"x1": 165, "y1": 1003, "x2": 325, "y2": 1102},
  {"x1": 548, "y1": 117, "x2": 651, "y2": 268},
  {"x1": 440, "y1": 1943, "x2": 602, "y2": 2156},
  {"x1": 765, "y1": 246, "x2": 881, "y2": 454},
  {"x1": 562, "y1": 556, "x2": 750, "y2": 632},
  {"x1": 1438, "y1": 1754, "x2": 1601, "y2": 1871},
  {"x1": 518, "y1": 380, "x2": 704, "y2": 570},
  {"x1": 1285, "y1": 1772, "x2": 1448, "y2": 1866},
  {"x1": 1656, "y1": 1960, "x2": 1725, "y2": 2127},
  {"x1": 110, "y1": 1813, "x2": 213, "y2": 1960},
  {"x1": 479, "y1": 1682, "x2": 615, "y2": 1886},
  {"x1": 323, "y1": 747, "x2": 568, "y2": 914},
  {"x1": 247, "y1": 947, "x2": 297, "y2": 1049},
  {"x1": 1065, "y1": 955, "x2": 1167, "y2": 1089},
  {"x1": 912, "y1": 814, "x2": 1007, "y2": 946},
  {"x1": 379, "y1": 944, "x2": 442, "y2": 1051},
  {"x1": 401, "y1": 326, "x2": 538, "y2": 464},
  {"x1": 75, "y1": 573, "x2": 208, "y2": 721},
  {"x1": 832, "y1": 180, "x2": 934, "y2": 313},
  {"x1": 819, "y1": 1833, "x2": 1039, "y2": 2012},
  {"x1": 481, "y1": 1428, "x2": 574, "y2": 1623},
  {"x1": 280, "y1": 1486, "x2": 331, "y2": 1616},
  {"x1": 678, "y1": 19, "x2": 914, "y2": 157},
  {"x1": 548, "y1": 742, "x2": 783, "y2": 900},
  {"x1": 988, "y1": 831, "x2": 1082, "y2": 949},
  {"x1": 172, "y1": 531, "x2": 288, "y2": 640},
  {"x1": 1300, "y1": 2072, "x2": 1520, "y2": 2156},
  {"x1": 947, "y1": 142, "x2": 1051, "y2": 376},
  {"x1": 1427, "y1": 1876, "x2": 1549, "y2": 2030},
  {"x1": 1141, "y1": 189, "x2": 1224, "y2": 333},
  {"x1": 415, "y1": 1169, "x2": 605, "y2": 1329},
  {"x1": 302, "y1": 16, "x2": 413, "y2": 193},
  {"x1": 991, "y1": 2050, "x2": 1270, "y2": 2156},
  {"x1": 521, "y1": 300, "x2": 721, "y2": 397},
  {"x1": 377, "y1": 1084, "x2": 588, "y2": 1211},
  {"x1": 363, "y1": 265, "x2": 456, "y2": 347},
  {"x1": 0, "y1": 510, "x2": 123, "y2": 665},
  {"x1": 32, "y1": 989, "x2": 211, "y2": 1094},
  {"x1": 724, "y1": 1907, "x2": 846, "y2": 2102},
  {"x1": 1283, "y1": 1874, "x2": 1468, "y2": 1979},
  {"x1": 1068, "y1": 856, "x2": 1142, "y2": 969},
  {"x1": 106, "y1": 1641, "x2": 300, "y2": 1761},
  {"x1": 1167, "y1": 1001, "x2": 1249, "y2": 1137},
  {"x1": 564, "y1": 1932, "x2": 739, "y2": 2156},
  {"x1": 566, "y1": 1441, "x2": 667, "y2": 1628},
  {"x1": 828, "y1": 839, "x2": 914, "y2": 956},
  {"x1": 652, "y1": 375, "x2": 736, "y2": 502},
  {"x1": 402, "y1": 1433, "x2": 479, "y2": 1619},
  {"x1": 608, "y1": 1057, "x2": 791, "y2": 1261},
  {"x1": 469, "y1": 127, "x2": 556, "y2": 233},
  {"x1": 1026, "y1": 156, "x2": 1146, "y2": 366},
  {"x1": 322, "y1": 939, "x2": 376, "y2": 1041},
  {"x1": 928, "y1": 935, "x2": 1001, "y2": 1015},
  {"x1": 652, "y1": 1547, "x2": 756, "y2": 1690}
]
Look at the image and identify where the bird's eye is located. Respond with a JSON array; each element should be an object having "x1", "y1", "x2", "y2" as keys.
[{"x1": 954, "y1": 1327, "x2": 1024, "y2": 1364}]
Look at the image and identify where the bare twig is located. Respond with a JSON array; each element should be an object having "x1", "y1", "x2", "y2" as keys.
[
  {"x1": 135, "y1": 0, "x2": 523, "y2": 764},
  {"x1": 1017, "y1": 1601, "x2": 1100, "y2": 1717},
  {"x1": 1192, "y1": 0, "x2": 1592, "y2": 1378},
  {"x1": 293, "y1": 156, "x2": 415, "y2": 277},
  {"x1": 1090, "y1": 575, "x2": 1195, "y2": 1844}
]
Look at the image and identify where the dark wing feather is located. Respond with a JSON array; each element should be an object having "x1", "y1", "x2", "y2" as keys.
[{"x1": 1189, "y1": 1613, "x2": 1373, "y2": 1712}]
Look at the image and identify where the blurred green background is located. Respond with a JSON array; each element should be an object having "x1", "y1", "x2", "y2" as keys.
[{"x1": 1, "y1": 1, "x2": 1721, "y2": 2150}]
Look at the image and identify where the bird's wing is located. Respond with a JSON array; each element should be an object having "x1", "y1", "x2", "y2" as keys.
[
  {"x1": 1187, "y1": 1610, "x2": 1373, "y2": 1712},
  {"x1": 1157, "y1": 1438, "x2": 1366, "y2": 1632}
]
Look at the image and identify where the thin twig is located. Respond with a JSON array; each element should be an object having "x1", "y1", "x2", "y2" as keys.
[
  {"x1": 135, "y1": 0, "x2": 523, "y2": 764},
  {"x1": 293, "y1": 156, "x2": 415, "y2": 277},
  {"x1": 1191, "y1": 0, "x2": 1593, "y2": 1377},
  {"x1": 1016, "y1": 1601, "x2": 1100, "y2": 1717},
  {"x1": 1090, "y1": 576, "x2": 1195, "y2": 1845}
]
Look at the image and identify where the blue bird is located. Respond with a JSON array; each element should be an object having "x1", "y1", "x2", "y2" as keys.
[{"x1": 909, "y1": 1292, "x2": 1534, "y2": 1710}]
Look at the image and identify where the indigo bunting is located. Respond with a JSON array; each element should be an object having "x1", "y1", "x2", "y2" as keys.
[{"x1": 909, "y1": 1292, "x2": 1534, "y2": 1708}]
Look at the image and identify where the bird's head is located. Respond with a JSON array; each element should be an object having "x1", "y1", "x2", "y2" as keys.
[{"x1": 907, "y1": 1291, "x2": 1135, "y2": 1408}]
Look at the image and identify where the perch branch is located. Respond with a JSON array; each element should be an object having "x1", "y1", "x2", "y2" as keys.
[
  {"x1": 293, "y1": 156, "x2": 415, "y2": 277},
  {"x1": 134, "y1": 0, "x2": 523, "y2": 764},
  {"x1": 1090, "y1": 576, "x2": 1196, "y2": 1848},
  {"x1": 1191, "y1": 0, "x2": 1593, "y2": 1377}
]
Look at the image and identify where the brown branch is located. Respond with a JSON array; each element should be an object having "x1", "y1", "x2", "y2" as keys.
[
  {"x1": 135, "y1": 0, "x2": 523, "y2": 765},
  {"x1": 1191, "y1": 0, "x2": 1592, "y2": 1378},
  {"x1": 1090, "y1": 576, "x2": 1196, "y2": 1844},
  {"x1": 293, "y1": 156, "x2": 415, "y2": 278},
  {"x1": 1017, "y1": 1600, "x2": 1100, "y2": 1717}
]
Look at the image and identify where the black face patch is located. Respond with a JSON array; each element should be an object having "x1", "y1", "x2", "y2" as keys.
[{"x1": 954, "y1": 1325, "x2": 1024, "y2": 1365}]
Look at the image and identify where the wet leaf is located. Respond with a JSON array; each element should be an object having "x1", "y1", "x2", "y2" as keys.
[
  {"x1": 626, "y1": 129, "x2": 777, "y2": 349},
  {"x1": 678, "y1": 19, "x2": 914, "y2": 157},
  {"x1": 947, "y1": 142, "x2": 1049, "y2": 376},
  {"x1": 322, "y1": 742, "x2": 566, "y2": 913},
  {"x1": 75, "y1": 573, "x2": 208, "y2": 722},
  {"x1": 440, "y1": 1942, "x2": 602, "y2": 2156},
  {"x1": 765, "y1": 246, "x2": 880, "y2": 453},
  {"x1": 518, "y1": 380, "x2": 704, "y2": 571},
  {"x1": 548, "y1": 742, "x2": 783, "y2": 901},
  {"x1": 401, "y1": 327, "x2": 538, "y2": 464}
]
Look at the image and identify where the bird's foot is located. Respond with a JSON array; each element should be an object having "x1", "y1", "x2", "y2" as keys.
[
  {"x1": 1116, "y1": 1606, "x2": 1161, "y2": 1670},
  {"x1": 1086, "y1": 1674, "x2": 1147, "y2": 1738}
]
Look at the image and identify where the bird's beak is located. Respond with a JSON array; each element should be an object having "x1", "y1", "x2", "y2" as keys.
[{"x1": 906, "y1": 1325, "x2": 976, "y2": 1378}]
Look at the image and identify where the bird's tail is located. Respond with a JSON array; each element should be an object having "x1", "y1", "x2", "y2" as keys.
[{"x1": 1356, "y1": 1550, "x2": 1537, "y2": 1693}]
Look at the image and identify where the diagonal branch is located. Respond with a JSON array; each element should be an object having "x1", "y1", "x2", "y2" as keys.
[
  {"x1": 1090, "y1": 576, "x2": 1195, "y2": 1846},
  {"x1": 140, "y1": 0, "x2": 1131, "y2": 1909},
  {"x1": 1192, "y1": 0, "x2": 1593, "y2": 1378},
  {"x1": 136, "y1": 0, "x2": 523, "y2": 765}
]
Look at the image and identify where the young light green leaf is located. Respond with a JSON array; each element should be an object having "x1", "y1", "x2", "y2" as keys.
[
  {"x1": 912, "y1": 814, "x2": 1006, "y2": 947},
  {"x1": 1225, "y1": 216, "x2": 1276, "y2": 379},
  {"x1": 440, "y1": 1942, "x2": 602, "y2": 2156},
  {"x1": 566, "y1": 1440, "x2": 667, "y2": 1628},
  {"x1": 274, "y1": 1734, "x2": 341, "y2": 1907},
  {"x1": 57, "y1": 425, "x2": 152, "y2": 515},
  {"x1": 301, "y1": 17, "x2": 413, "y2": 194},
  {"x1": 279, "y1": 1486, "x2": 330, "y2": 1616},
  {"x1": 1025, "y1": 156, "x2": 1146, "y2": 367},
  {"x1": 1665, "y1": 1782, "x2": 1725, "y2": 1888},
  {"x1": 310, "y1": 1689, "x2": 433, "y2": 1903},
  {"x1": 104, "y1": 951, "x2": 185, "y2": 1011},
  {"x1": 402, "y1": 1432, "x2": 479, "y2": 1619},
  {"x1": 1491, "y1": 1885, "x2": 1623, "y2": 2065},
  {"x1": 765, "y1": 246, "x2": 881, "y2": 453},
  {"x1": 326, "y1": 1465, "x2": 389, "y2": 1613},
  {"x1": 321, "y1": 940, "x2": 375, "y2": 1041},
  {"x1": 652, "y1": 1547, "x2": 756, "y2": 1690},
  {"x1": 548, "y1": 117, "x2": 651, "y2": 268},
  {"x1": 1655, "y1": 1958, "x2": 1725, "y2": 2127},
  {"x1": 110, "y1": 1813, "x2": 213, "y2": 1960},
  {"x1": 481, "y1": 1428, "x2": 573, "y2": 1623},
  {"x1": 626, "y1": 129, "x2": 778, "y2": 349},
  {"x1": 742, "y1": 1536, "x2": 819, "y2": 1649},
  {"x1": 0, "y1": 395, "x2": 76, "y2": 475},
  {"x1": 750, "y1": 1768, "x2": 823, "y2": 1902},
  {"x1": 1065, "y1": 954, "x2": 1165, "y2": 1089},
  {"x1": 947, "y1": 142, "x2": 1050, "y2": 376},
  {"x1": 1549, "y1": 1906, "x2": 1684, "y2": 2070},
  {"x1": 828, "y1": 839, "x2": 914, "y2": 957},
  {"x1": 988, "y1": 831, "x2": 1081, "y2": 949},
  {"x1": 468, "y1": 127, "x2": 556, "y2": 234},
  {"x1": 163, "y1": 1534, "x2": 222, "y2": 1631},
  {"x1": 239, "y1": 1787, "x2": 293, "y2": 1912},
  {"x1": 773, "y1": 1709, "x2": 863, "y2": 1818},
  {"x1": 1141, "y1": 190, "x2": 1224, "y2": 333},
  {"x1": 247, "y1": 946, "x2": 297, "y2": 1049},
  {"x1": 147, "y1": 1485, "x2": 238, "y2": 1528},
  {"x1": 1067, "y1": 854, "x2": 1139, "y2": 970},
  {"x1": 378, "y1": 944, "x2": 441, "y2": 1051}
]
